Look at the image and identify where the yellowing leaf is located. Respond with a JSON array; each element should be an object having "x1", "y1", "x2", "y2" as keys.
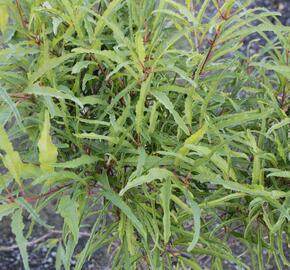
[
  {"x1": 0, "y1": 5, "x2": 9, "y2": 33},
  {"x1": 0, "y1": 125, "x2": 24, "y2": 187},
  {"x1": 185, "y1": 94, "x2": 193, "y2": 126},
  {"x1": 38, "y1": 111, "x2": 58, "y2": 174},
  {"x1": 175, "y1": 124, "x2": 207, "y2": 165},
  {"x1": 135, "y1": 31, "x2": 146, "y2": 66},
  {"x1": 126, "y1": 218, "x2": 138, "y2": 256}
]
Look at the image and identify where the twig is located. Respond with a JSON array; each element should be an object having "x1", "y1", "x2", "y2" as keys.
[
  {"x1": 9, "y1": 93, "x2": 35, "y2": 102},
  {"x1": 193, "y1": 27, "x2": 220, "y2": 79},
  {"x1": 192, "y1": 1, "x2": 234, "y2": 80},
  {"x1": 0, "y1": 230, "x2": 90, "y2": 252},
  {"x1": 280, "y1": 49, "x2": 289, "y2": 108},
  {"x1": 15, "y1": 0, "x2": 27, "y2": 28},
  {"x1": 6, "y1": 183, "x2": 72, "y2": 204}
]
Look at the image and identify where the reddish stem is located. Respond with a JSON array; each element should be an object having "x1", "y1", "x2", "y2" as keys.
[
  {"x1": 193, "y1": 27, "x2": 220, "y2": 79},
  {"x1": 280, "y1": 49, "x2": 289, "y2": 108},
  {"x1": 7, "y1": 183, "x2": 72, "y2": 204},
  {"x1": 15, "y1": 0, "x2": 27, "y2": 28}
]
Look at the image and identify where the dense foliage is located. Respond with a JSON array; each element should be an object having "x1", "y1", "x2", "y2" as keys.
[{"x1": 0, "y1": 0, "x2": 289, "y2": 269}]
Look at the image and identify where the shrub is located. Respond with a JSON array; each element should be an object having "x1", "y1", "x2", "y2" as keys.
[{"x1": 0, "y1": 0, "x2": 289, "y2": 269}]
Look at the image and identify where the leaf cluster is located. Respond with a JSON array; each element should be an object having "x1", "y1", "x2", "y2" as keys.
[{"x1": 0, "y1": 0, "x2": 289, "y2": 269}]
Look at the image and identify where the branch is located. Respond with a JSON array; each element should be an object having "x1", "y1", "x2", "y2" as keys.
[
  {"x1": 280, "y1": 49, "x2": 289, "y2": 108},
  {"x1": 7, "y1": 183, "x2": 72, "y2": 204},
  {"x1": 192, "y1": 27, "x2": 220, "y2": 80},
  {"x1": 15, "y1": 0, "x2": 27, "y2": 28}
]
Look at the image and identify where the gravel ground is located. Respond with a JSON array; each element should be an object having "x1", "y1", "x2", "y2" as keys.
[
  {"x1": 0, "y1": 1, "x2": 289, "y2": 269},
  {"x1": 251, "y1": 0, "x2": 290, "y2": 26}
]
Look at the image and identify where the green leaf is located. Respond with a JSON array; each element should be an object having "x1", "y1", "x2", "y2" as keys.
[
  {"x1": 152, "y1": 91, "x2": 189, "y2": 135},
  {"x1": 52, "y1": 17, "x2": 63, "y2": 35},
  {"x1": 102, "y1": 190, "x2": 146, "y2": 238},
  {"x1": 78, "y1": 95, "x2": 106, "y2": 106},
  {"x1": 135, "y1": 147, "x2": 146, "y2": 177},
  {"x1": 16, "y1": 197, "x2": 51, "y2": 228},
  {"x1": 179, "y1": 256, "x2": 202, "y2": 270},
  {"x1": 33, "y1": 171, "x2": 85, "y2": 186},
  {"x1": 38, "y1": 111, "x2": 58, "y2": 174},
  {"x1": 214, "y1": 110, "x2": 272, "y2": 129},
  {"x1": 149, "y1": 101, "x2": 158, "y2": 134},
  {"x1": 267, "y1": 171, "x2": 290, "y2": 179},
  {"x1": 187, "y1": 199, "x2": 201, "y2": 252},
  {"x1": 94, "y1": 0, "x2": 123, "y2": 36},
  {"x1": 266, "y1": 118, "x2": 290, "y2": 136},
  {"x1": 74, "y1": 133, "x2": 119, "y2": 144},
  {"x1": 186, "y1": 145, "x2": 237, "y2": 181},
  {"x1": 72, "y1": 61, "x2": 94, "y2": 74},
  {"x1": 0, "y1": 4, "x2": 9, "y2": 33},
  {"x1": 251, "y1": 63, "x2": 290, "y2": 80},
  {"x1": 136, "y1": 76, "x2": 151, "y2": 134},
  {"x1": 160, "y1": 178, "x2": 171, "y2": 243},
  {"x1": 11, "y1": 209, "x2": 30, "y2": 270},
  {"x1": 184, "y1": 94, "x2": 193, "y2": 126},
  {"x1": 25, "y1": 84, "x2": 83, "y2": 108},
  {"x1": 54, "y1": 155, "x2": 99, "y2": 168},
  {"x1": 120, "y1": 168, "x2": 173, "y2": 195},
  {"x1": 252, "y1": 155, "x2": 262, "y2": 185},
  {"x1": 29, "y1": 54, "x2": 75, "y2": 84},
  {"x1": 57, "y1": 196, "x2": 79, "y2": 242},
  {"x1": 0, "y1": 88, "x2": 24, "y2": 129},
  {"x1": 0, "y1": 203, "x2": 18, "y2": 221}
]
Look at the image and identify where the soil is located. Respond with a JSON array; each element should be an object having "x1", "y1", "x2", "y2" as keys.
[{"x1": 0, "y1": 1, "x2": 289, "y2": 269}]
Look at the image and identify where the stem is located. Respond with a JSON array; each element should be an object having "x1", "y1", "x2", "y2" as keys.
[
  {"x1": 280, "y1": 49, "x2": 289, "y2": 108},
  {"x1": 193, "y1": 27, "x2": 220, "y2": 79},
  {"x1": 15, "y1": 0, "x2": 27, "y2": 28},
  {"x1": 7, "y1": 183, "x2": 72, "y2": 204}
]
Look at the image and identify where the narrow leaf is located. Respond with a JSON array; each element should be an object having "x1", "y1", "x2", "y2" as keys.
[
  {"x1": 54, "y1": 155, "x2": 99, "y2": 168},
  {"x1": 152, "y1": 91, "x2": 189, "y2": 135},
  {"x1": 120, "y1": 168, "x2": 173, "y2": 195},
  {"x1": 136, "y1": 76, "x2": 151, "y2": 134},
  {"x1": 16, "y1": 197, "x2": 51, "y2": 228},
  {"x1": 11, "y1": 209, "x2": 30, "y2": 270},
  {"x1": 187, "y1": 199, "x2": 201, "y2": 252},
  {"x1": 25, "y1": 84, "x2": 83, "y2": 108},
  {"x1": 57, "y1": 196, "x2": 79, "y2": 242},
  {"x1": 160, "y1": 178, "x2": 171, "y2": 243},
  {"x1": 102, "y1": 190, "x2": 146, "y2": 238},
  {"x1": 175, "y1": 124, "x2": 207, "y2": 165},
  {"x1": 0, "y1": 203, "x2": 18, "y2": 221}
]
